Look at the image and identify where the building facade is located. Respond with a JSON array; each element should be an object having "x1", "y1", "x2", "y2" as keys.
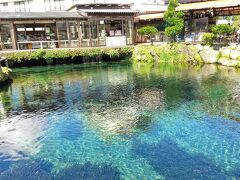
[
  {"x1": 0, "y1": 3, "x2": 136, "y2": 51},
  {"x1": 0, "y1": 0, "x2": 168, "y2": 51},
  {"x1": 0, "y1": 0, "x2": 166, "y2": 13}
]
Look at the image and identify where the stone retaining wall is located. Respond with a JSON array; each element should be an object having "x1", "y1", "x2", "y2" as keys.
[{"x1": 132, "y1": 44, "x2": 240, "y2": 68}]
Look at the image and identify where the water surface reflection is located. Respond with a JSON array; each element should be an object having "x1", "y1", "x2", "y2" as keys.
[{"x1": 0, "y1": 63, "x2": 239, "y2": 179}]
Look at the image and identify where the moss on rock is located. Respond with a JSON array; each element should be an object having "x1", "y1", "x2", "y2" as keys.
[
  {"x1": 0, "y1": 67, "x2": 12, "y2": 85},
  {"x1": 132, "y1": 43, "x2": 203, "y2": 65}
]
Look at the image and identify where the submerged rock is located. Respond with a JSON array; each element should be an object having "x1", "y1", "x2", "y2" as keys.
[
  {"x1": 0, "y1": 160, "x2": 53, "y2": 180},
  {"x1": 56, "y1": 163, "x2": 121, "y2": 180}
]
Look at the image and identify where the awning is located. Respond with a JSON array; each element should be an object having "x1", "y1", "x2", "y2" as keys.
[
  {"x1": 78, "y1": 9, "x2": 138, "y2": 14},
  {"x1": 136, "y1": 13, "x2": 164, "y2": 20},
  {"x1": 0, "y1": 12, "x2": 87, "y2": 20},
  {"x1": 176, "y1": 0, "x2": 240, "y2": 11}
]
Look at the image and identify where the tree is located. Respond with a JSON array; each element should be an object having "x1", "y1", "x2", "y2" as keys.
[
  {"x1": 164, "y1": 0, "x2": 184, "y2": 41},
  {"x1": 211, "y1": 24, "x2": 234, "y2": 36},
  {"x1": 202, "y1": 33, "x2": 215, "y2": 46},
  {"x1": 137, "y1": 26, "x2": 158, "y2": 45},
  {"x1": 226, "y1": 15, "x2": 240, "y2": 30},
  {"x1": 210, "y1": 24, "x2": 234, "y2": 44}
]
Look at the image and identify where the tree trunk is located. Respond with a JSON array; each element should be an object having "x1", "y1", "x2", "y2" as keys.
[{"x1": 150, "y1": 38, "x2": 154, "y2": 46}]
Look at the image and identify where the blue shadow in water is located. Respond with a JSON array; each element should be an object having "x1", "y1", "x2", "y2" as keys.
[
  {"x1": 56, "y1": 163, "x2": 121, "y2": 180},
  {"x1": 0, "y1": 159, "x2": 53, "y2": 180},
  {"x1": 133, "y1": 137, "x2": 232, "y2": 179},
  {"x1": 0, "y1": 154, "x2": 11, "y2": 173},
  {"x1": 58, "y1": 115, "x2": 83, "y2": 141}
]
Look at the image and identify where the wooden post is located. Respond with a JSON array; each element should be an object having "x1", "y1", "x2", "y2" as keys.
[
  {"x1": 10, "y1": 21, "x2": 17, "y2": 50},
  {"x1": 125, "y1": 18, "x2": 128, "y2": 45},
  {"x1": 121, "y1": 18, "x2": 124, "y2": 36},
  {"x1": 55, "y1": 21, "x2": 60, "y2": 48},
  {"x1": 77, "y1": 20, "x2": 82, "y2": 47},
  {"x1": 89, "y1": 21, "x2": 92, "y2": 47},
  {"x1": 66, "y1": 21, "x2": 71, "y2": 48},
  {"x1": 0, "y1": 60, "x2": 2, "y2": 74},
  {"x1": 97, "y1": 20, "x2": 100, "y2": 46},
  {"x1": 131, "y1": 18, "x2": 134, "y2": 45}
]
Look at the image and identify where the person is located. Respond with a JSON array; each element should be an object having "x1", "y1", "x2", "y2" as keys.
[{"x1": 237, "y1": 29, "x2": 240, "y2": 44}]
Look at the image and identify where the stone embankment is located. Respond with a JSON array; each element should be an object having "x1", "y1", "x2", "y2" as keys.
[{"x1": 132, "y1": 44, "x2": 240, "y2": 68}]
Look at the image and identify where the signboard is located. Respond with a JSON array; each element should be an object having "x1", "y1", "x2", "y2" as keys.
[{"x1": 106, "y1": 36, "x2": 126, "y2": 47}]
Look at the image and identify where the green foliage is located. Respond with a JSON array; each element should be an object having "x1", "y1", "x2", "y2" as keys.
[
  {"x1": 0, "y1": 67, "x2": 12, "y2": 84},
  {"x1": 137, "y1": 26, "x2": 158, "y2": 37},
  {"x1": 105, "y1": 49, "x2": 120, "y2": 58},
  {"x1": 228, "y1": 15, "x2": 240, "y2": 30},
  {"x1": 1, "y1": 47, "x2": 134, "y2": 67},
  {"x1": 202, "y1": 33, "x2": 215, "y2": 46},
  {"x1": 210, "y1": 24, "x2": 234, "y2": 36},
  {"x1": 164, "y1": 0, "x2": 184, "y2": 40},
  {"x1": 233, "y1": 16, "x2": 240, "y2": 30},
  {"x1": 132, "y1": 44, "x2": 201, "y2": 64},
  {"x1": 137, "y1": 26, "x2": 158, "y2": 45}
]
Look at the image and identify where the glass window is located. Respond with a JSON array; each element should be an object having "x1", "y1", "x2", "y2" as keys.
[
  {"x1": 80, "y1": 22, "x2": 90, "y2": 47},
  {"x1": 14, "y1": 1, "x2": 26, "y2": 12},
  {"x1": 105, "y1": 20, "x2": 123, "y2": 37},
  {"x1": 98, "y1": 20, "x2": 106, "y2": 46},
  {"x1": 147, "y1": 0, "x2": 157, "y2": 3},
  {"x1": 57, "y1": 21, "x2": 68, "y2": 48},
  {"x1": 126, "y1": 19, "x2": 133, "y2": 45},
  {"x1": 0, "y1": 24, "x2": 12, "y2": 50},
  {"x1": 44, "y1": 0, "x2": 65, "y2": 11},
  {"x1": 69, "y1": 21, "x2": 79, "y2": 47},
  {"x1": 0, "y1": 3, "x2": 8, "y2": 12},
  {"x1": 91, "y1": 21, "x2": 98, "y2": 46}
]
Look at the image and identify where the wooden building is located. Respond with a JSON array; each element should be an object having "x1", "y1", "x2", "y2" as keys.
[
  {"x1": 135, "y1": 0, "x2": 240, "y2": 43},
  {"x1": 0, "y1": 3, "x2": 137, "y2": 51}
]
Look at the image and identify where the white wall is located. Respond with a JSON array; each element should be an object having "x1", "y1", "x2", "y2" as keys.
[
  {"x1": 0, "y1": 0, "x2": 45, "y2": 12},
  {"x1": 0, "y1": 0, "x2": 166, "y2": 12}
]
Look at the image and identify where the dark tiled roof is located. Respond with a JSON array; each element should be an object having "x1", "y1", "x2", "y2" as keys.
[{"x1": 0, "y1": 11, "x2": 87, "y2": 20}]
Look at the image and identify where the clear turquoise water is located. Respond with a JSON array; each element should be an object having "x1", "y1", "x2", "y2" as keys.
[{"x1": 0, "y1": 63, "x2": 240, "y2": 179}]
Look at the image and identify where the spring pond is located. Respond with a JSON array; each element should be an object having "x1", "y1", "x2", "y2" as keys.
[{"x1": 0, "y1": 62, "x2": 240, "y2": 179}]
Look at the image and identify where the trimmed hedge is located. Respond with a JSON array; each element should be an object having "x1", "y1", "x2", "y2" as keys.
[{"x1": 1, "y1": 47, "x2": 134, "y2": 68}]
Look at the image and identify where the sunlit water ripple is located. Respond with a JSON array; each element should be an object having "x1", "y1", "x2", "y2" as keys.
[{"x1": 0, "y1": 63, "x2": 239, "y2": 179}]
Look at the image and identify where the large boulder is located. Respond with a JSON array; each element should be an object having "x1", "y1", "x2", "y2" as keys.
[
  {"x1": 221, "y1": 60, "x2": 240, "y2": 67},
  {"x1": 217, "y1": 57, "x2": 229, "y2": 65},
  {"x1": 196, "y1": 44, "x2": 204, "y2": 51},
  {"x1": 229, "y1": 50, "x2": 240, "y2": 60},
  {"x1": 199, "y1": 47, "x2": 219, "y2": 63},
  {"x1": 219, "y1": 48, "x2": 231, "y2": 58},
  {"x1": 218, "y1": 57, "x2": 240, "y2": 67}
]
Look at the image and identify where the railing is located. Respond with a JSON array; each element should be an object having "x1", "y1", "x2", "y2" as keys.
[
  {"x1": 17, "y1": 40, "x2": 59, "y2": 50},
  {"x1": 17, "y1": 40, "x2": 82, "y2": 49}
]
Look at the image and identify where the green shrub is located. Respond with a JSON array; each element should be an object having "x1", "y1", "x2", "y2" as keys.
[
  {"x1": 137, "y1": 26, "x2": 158, "y2": 45},
  {"x1": 210, "y1": 24, "x2": 234, "y2": 36},
  {"x1": 104, "y1": 49, "x2": 120, "y2": 58},
  {"x1": 202, "y1": 33, "x2": 215, "y2": 46},
  {"x1": 29, "y1": 49, "x2": 46, "y2": 60},
  {"x1": 1, "y1": 47, "x2": 134, "y2": 67}
]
